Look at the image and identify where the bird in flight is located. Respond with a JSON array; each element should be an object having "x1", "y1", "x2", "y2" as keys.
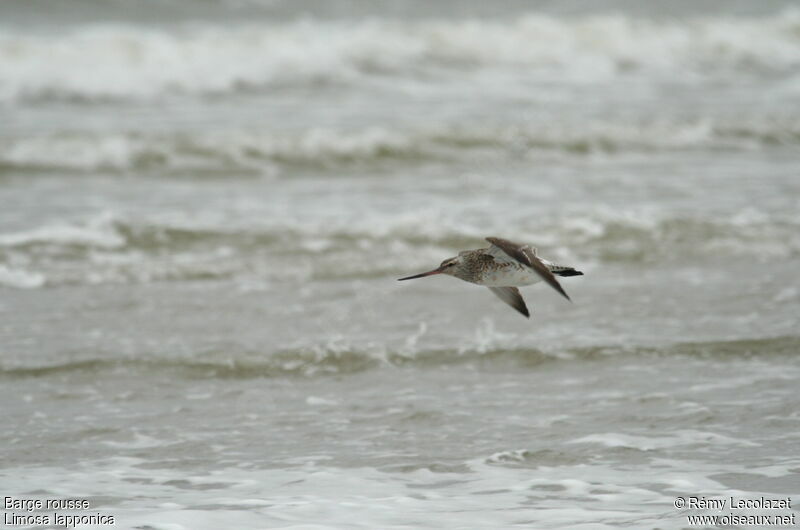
[{"x1": 398, "y1": 237, "x2": 582, "y2": 318}]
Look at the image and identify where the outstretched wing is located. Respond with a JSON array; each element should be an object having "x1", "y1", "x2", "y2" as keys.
[
  {"x1": 486, "y1": 237, "x2": 571, "y2": 301},
  {"x1": 487, "y1": 287, "x2": 530, "y2": 318}
]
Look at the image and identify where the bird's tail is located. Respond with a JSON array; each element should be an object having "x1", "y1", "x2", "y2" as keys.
[{"x1": 552, "y1": 266, "x2": 583, "y2": 277}]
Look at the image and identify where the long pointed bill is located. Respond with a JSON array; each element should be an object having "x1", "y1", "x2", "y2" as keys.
[{"x1": 397, "y1": 267, "x2": 443, "y2": 281}]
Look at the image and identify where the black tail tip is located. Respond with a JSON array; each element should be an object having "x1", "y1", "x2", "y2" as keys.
[{"x1": 555, "y1": 269, "x2": 583, "y2": 277}]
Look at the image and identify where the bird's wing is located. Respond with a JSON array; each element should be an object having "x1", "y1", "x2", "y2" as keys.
[
  {"x1": 485, "y1": 237, "x2": 571, "y2": 301},
  {"x1": 487, "y1": 287, "x2": 530, "y2": 318}
]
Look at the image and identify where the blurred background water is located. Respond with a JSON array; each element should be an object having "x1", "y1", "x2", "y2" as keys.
[{"x1": 1, "y1": 1, "x2": 799, "y2": 528}]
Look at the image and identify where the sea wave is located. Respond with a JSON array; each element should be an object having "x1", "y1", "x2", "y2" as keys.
[
  {"x1": 2, "y1": 118, "x2": 799, "y2": 174},
  {"x1": 1, "y1": 336, "x2": 796, "y2": 379},
  {"x1": 0, "y1": 264, "x2": 45, "y2": 289},
  {"x1": 2, "y1": 11, "x2": 800, "y2": 102},
  {"x1": 0, "y1": 208, "x2": 798, "y2": 288}
]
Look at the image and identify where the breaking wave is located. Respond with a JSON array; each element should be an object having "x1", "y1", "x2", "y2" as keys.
[
  {"x1": 2, "y1": 11, "x2": 800, "y2": 102},
  {"x1": 2, "y1": 118, "x2": 800, "y2": 174},
  {"x1": 0, "y1": 208, "x2": 798, "y2": 288},
  {"x1": 1, "y1": 336, "x2": 797, "y2": 379}
]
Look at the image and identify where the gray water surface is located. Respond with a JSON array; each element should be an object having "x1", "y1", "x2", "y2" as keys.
[{"x1": 1, "y1": 1, "x2": 799, "y2": 528}]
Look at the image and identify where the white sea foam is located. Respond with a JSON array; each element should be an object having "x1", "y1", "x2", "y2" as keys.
[
  {"x1": 0, "y1": 202, "x2": 798, "y2": 289},
  {"x1": 0, "y1": 264, "x2": 45, "y2": 288},
  {"x1": 305, "y1": 396, "x2": 339, "y2": 406},
  {"x1": 568, "y1": 431, "x2": 760, "y2": 451},
  {"x1": 1, "y1": 11, "x2": 799, "y2": 102},
  {"x1": 2, "y1": 117, "x2": 798, "y2": 173},
  {"x1": 0, "y1": 213, "x2": 126, "y2": 249},
  {"x1": 0, "y1": 128, "x2": 413, "y2": 173},
  {"x1": 5, "y1": 452, "x2": 791, "y2": 529}
]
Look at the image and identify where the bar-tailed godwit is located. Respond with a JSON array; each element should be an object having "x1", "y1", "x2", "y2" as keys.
[{"x1": 398, "y1": 237, "x2": 582, "y2": 318}]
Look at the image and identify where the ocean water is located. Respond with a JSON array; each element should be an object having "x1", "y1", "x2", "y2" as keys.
[{"x1": 1, "y1": 0, "x2": 799, "y2": 528}]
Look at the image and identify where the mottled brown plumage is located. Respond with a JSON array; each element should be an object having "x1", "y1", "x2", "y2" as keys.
[{"x1": 398, "y1": 237, "x2": 583, "y2": 318}]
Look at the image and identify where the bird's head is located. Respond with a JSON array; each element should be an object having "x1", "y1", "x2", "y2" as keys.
[{"x1": 397, "y1": 255, "x2": 462, "y2": 281}]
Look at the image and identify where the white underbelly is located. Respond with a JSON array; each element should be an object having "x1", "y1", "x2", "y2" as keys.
[{"x1": 479, "y1": 265, "x2": 542, "y2": 287}]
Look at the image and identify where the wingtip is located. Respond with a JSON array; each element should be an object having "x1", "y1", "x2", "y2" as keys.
[{"x1": 554, "y1": 285, "x2": 572, "y2": 302}]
